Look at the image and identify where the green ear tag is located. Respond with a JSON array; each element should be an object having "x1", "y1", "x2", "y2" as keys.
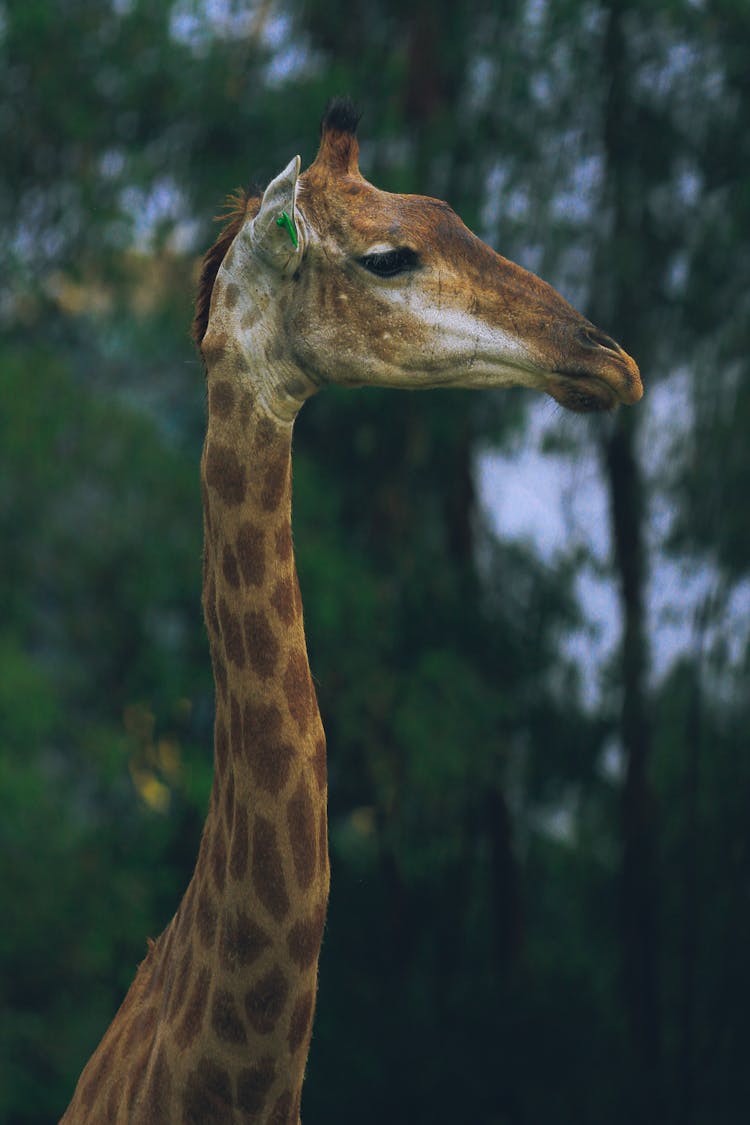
[{"x1": 276, "y1": 210, "x2": 299, "y2": 249}]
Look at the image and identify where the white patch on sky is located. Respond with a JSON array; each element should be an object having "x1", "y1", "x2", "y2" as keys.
[
  {"x1": 168, "y1": 1, "x2": 316, "y2": 85},
  {"x1": 478, "y1": 369, "x2": 745, "y2": 710},
  {"x1": 530, "y1": 799, "x2": 577, "y2": 844},
  {"x1": 120, "y1": 178, "x2": 200, "y2": 253},
  {"x1": 551, "y1": 154, "x2": 603, "y2": 225},
  {"x1": 525, "y1": 0, "x2": 548, "y2": 34},
  {"x1": 100, "y1": 149, "x2": 126, "y2": 181},
  {"x1": 170, "y1": 0, "x2": 255, "y2": 48},
  {"x1": 480, "y1": 163, "x2": 509, "y2": 239},
  {"x1": 599, "y1": 736, "x2": 626, "y2": 783},
  {"x1": 479, "y1": 400, "x2": 610, "y2": 562},
  {"x1": 467, "y1": 55, "x2": 495, "y2": 114},
  {"x1": 478, "y1": 400, "x2": 619, "y2": 709}
]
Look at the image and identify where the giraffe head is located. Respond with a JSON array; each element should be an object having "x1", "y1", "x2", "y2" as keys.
[{"x1": 198, "y1": 99, "x2": 642, "y2": 419}]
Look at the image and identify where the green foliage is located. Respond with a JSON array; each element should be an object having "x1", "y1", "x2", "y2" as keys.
[{"x1": 0, "y1": 346, "x2": 211, "y2": 1117}]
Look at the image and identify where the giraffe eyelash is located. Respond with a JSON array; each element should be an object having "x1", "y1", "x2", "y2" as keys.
[{"x1": 357, "y1": 247, "x2": 420, "y2": 278}]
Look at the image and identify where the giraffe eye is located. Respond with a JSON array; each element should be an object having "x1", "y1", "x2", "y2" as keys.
[{"x1": 358, "y1": 247, "x2": 420, "y2": 278}]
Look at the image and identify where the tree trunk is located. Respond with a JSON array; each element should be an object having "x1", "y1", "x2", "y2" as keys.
[
  {"x1": 603, "y1": 409, "x2": 662, "y2": 1121},
  {"x1": 595, "y1": 2, "x2": 663, "y2": 1118}
]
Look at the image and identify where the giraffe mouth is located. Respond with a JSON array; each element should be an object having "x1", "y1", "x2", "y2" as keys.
[
  {"x1": 547, "y1": 372, "x2": 621, "y2": 413},
  {"x1": 543, "y1": 327, "x2": 643, "y2": 413},
  {"x1": 547, "y1": 354, "x2": 643, "y2": 413}
]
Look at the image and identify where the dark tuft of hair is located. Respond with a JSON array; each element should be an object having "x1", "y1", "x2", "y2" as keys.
[
  {"x1": 320, "y1": 96, "x2": 362, "y2": 137},
  {"x1": 192, "y1": 187, "x2": 261, "y2": 353}
]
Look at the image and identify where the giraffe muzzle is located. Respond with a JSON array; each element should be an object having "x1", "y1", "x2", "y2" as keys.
[{"x1": 547, "y1": 323, "x2": 643, "y2": 413}]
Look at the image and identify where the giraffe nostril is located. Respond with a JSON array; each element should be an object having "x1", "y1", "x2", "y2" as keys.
[{"x1": 576, "y1": 325, "x2": 622, "y2": 354}]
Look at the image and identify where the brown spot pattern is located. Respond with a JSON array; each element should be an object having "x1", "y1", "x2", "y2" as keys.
[
  {"x1": 80, "y1": 1039, "x2": 115, "y2": 1112},
  {"x1": 261, "y1": 454, "x2": 289, "y2": 511},
  {"x1": 212, "y1": 651, "x2": 228, "y2": 701},
  {"x1": 174, "y1": 966, "x2": 210, "y2": 1049},
  {"x1": 252, "y1": 815, "x2": 290, "y2": 922},
  {"x1": 243, "y1": 701, "x2": 293, "y2": 795},
  {"x1": 202, "y1": 330, "x2": 229, "y2": 363},
  {"x1": 149, "y1": 925, "x2": 173, "y2": 993},
  {"x1": 221, "y1": 544, "x2": 240, "y2": 589},
  {"x1": 215, "y1": 717, "x2": 228, "y2": 775},
  {"x1": 269, "y1": 1090, "x2": 295, "y2": 1125},
  {"x1": 284, "y1": 650, "x2": 315, "y2": 733},
  {"x1": 168, "y1": 942, "x2": 193, "y2": 1020},
  {"x1": 204, "y1": 572, "x2": 220, "y2": 639},
  {"x1": 211, "y1": 830, "x2": 226, "y2": 893},
  {"x1": 287, "y1": 777, "x2": 317, "y2": 890},
  {"x1": 223, "y1": 769, "x2": 235, "y2": 836},
  {"x1": 275, "y1": 522, "x2": 293, "y2": 562},
  {"x1": 182, "y1": 1055, "x2": 233, "y2": 1125},
  {"x1": 123, "y1": 1004, "x2": 157, "y2": 1055},
  {"x1": 287, "y1": 903, "x2": 326, "y2": 968},
  {"x1": 255, "y1": 414, "x2": 279, "y2": 450},
  {"x1": 230, "y1": 803, "x2": 249, "y2": 882},
  {"x1": 311, "y1": 736, "x2": 327, "y2": 791},
  {"x1": 239, "y1": 389, "x2": 255, "y2": 428},
  {"x1": 205, "y1": 440, "x2": 247, "y2": 506},
  {"x1": 201, "y1": 479, "x2": 212, "y2": 536},
  {"x1": 218, "y1": 596, "x2": 246, "y2": 668},
  {"x1": 319, "y1": 806, "x2": 329, "y2": 877},
  {"x1": 107, "y1": 1075, "x2": 125, "y2": 1121},
  {"x1": 288, "y1": 990, "x2": 315, "y2": 1053},
  {"x1": 143, "y1": 1042, "x2": 172, "y2": 1119},
  {"x1": 244, "y1": 964, "x2": 289, "y2": 1035},
  {"x1": 176, "y1": 881, "x2": 196, "y2": 945},
  {"x1": 245, "y1": 609, "x2": 280, "y2": 679},
  {"x1": 125, "y1": 1047, "x2": 150, "y2": 1115},
  {"x1": 219, "y1": 908, "x2": 271, "y2": 971},
  {"x1": 209, "y1": 379, "x2": 235, "y2": 417},
  {"x1": 230, "y1": 693, "x2": 242, "y2": 755},
  {"x1": 196, "y1": 884, "x2": 217, "y2": 950},
  {"x1": 236, "y1": 521, "x2": 266, "y2": 587},
  {"x1": 211, "y1": 988, "x2": 248, "y2": 1045},
  {"x1": 237, "y1": 1057, "x2": 276, "y2": 1116},
  {"x1": 270, "y1": 575, "x2": 296, "y2": 625},
  {"x1": 225, "y1": 282, "x2": 240, "y2": 309}
]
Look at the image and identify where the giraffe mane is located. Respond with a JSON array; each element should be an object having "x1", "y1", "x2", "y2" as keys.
[{"x1": 192, "y1": 187, "x2": 262, "y2": 352}]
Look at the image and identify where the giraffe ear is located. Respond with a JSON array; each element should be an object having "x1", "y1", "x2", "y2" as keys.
[{"x1": 251, "y1": 156, "x2": 304, "y2": 274}]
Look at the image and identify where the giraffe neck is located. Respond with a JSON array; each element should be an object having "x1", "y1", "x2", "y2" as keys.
[
  {"x1": 58, "y1": 353, "x2": 328, "y2": 1123},
  {"x1": 161, "y1": 356, "x2": 328, "y2": 1120}
]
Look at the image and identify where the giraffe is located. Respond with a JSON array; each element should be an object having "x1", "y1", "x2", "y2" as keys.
[{"x1": 61, "y1": 98, "x2": 641, "y2": 1123}]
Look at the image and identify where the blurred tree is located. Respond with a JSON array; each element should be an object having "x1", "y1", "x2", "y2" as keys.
[{"x1": 0, "y1": 348, "x2": 209, "y2": 1119}]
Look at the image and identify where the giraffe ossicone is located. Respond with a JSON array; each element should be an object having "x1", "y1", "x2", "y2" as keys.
[{"x1": 61, "y1": 98, "x2": 641, "y2": 1124}]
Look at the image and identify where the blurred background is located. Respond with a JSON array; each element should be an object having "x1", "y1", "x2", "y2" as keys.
[{"x1": 1, "y1": 1, "x2": 748, "y2": 1122}]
